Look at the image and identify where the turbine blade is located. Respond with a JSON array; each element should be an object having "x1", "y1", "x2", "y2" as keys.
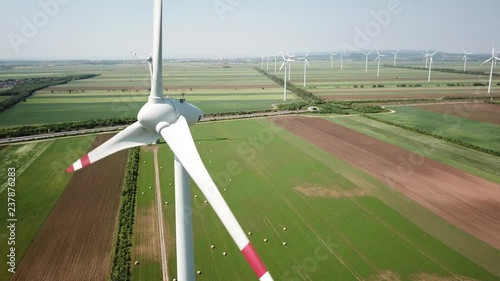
[
  {"x1": 150, "y1": 0, "x2": 163, "y2": 100},
  {"x1": 306, "y1": 59, "x2": 310, "y2": 68},
  {"x1": 484, "y1": 57, "x2": 493, "y2": 64},
  {"x1": 160, "y1": 116, "x2": 273, "y2": 281},
  {"x1": 279, "y1": 62, "x2": 286, "y2": 72},
  {"x1": 65, "y1": 122, "x2": 159, "y2": 173},
  {"x1": 280, "y1": 51, "x2": 286, "y2": 61}
]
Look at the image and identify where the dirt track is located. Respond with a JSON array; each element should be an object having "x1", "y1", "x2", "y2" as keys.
[
  {"x1": 415, "y1": 103, "x2": 500, "y2": 125},
  {"x1": 12, "y1": 134, "x2": 128, "y2": 281},
  {"x1": 271, "y1": 116, "x2": 500, "y2": 249}
]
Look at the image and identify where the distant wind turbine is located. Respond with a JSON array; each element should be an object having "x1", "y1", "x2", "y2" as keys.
[
  {"x1": 483, "y1": 46, "x2": 500, "y2": 95},
  {"x1": 374, "y1": 50, "x2": 386, "y2": 77},
  {"x1": 272, "y1": 53, "x2": 279, "y2": 74},
  {"x1": 339, "y1": 51, "x2": 345, "y2": 71},
  {"x1": 286, "y1": 53, "x2": 296, "y2": 80},
  {"x1": 131, "y1": 51, "x2": 153, "y2": 78},
  {"x1": 298, "y1": 51, "x2": 311, "y2": 87},
  {"x1": 422, "y1": 50, "x2": 430, "y2": 68},
  {"x1": 279, "y1": 52, "x2": 295, "y2": 101},
  {"x1": 392, "y1": 50, "x2": 400, "y2": 67},
  {"x1": 426, "y1": 50, "x2": 439, "y2": 82},
  {"x1": 362, "y1": 52, "x2": 372, "y2": 73},
  {"x1": 462, "y1": 49, "x2": 473, "y2": 72},
  {"x1": 329, "y1": 52, "x2": 336, "y2": 69}
]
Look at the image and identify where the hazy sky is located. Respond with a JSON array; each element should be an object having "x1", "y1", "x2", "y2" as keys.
[{"x1": 0, "y1": 0, "x2": 499, "y2": 60}]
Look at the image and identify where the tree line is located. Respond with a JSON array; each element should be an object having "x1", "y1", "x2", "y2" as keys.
[
  {"x1": 0, "y1": 74, "x2": 99, "y2": 113},
  {"x1": 110, "y1": 147, "x2": 140, "y2": 281}
]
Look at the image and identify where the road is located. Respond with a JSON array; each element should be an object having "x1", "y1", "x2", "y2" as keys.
[{"x1": 0, "y1": 110, "x2": 307, "y2": 145}]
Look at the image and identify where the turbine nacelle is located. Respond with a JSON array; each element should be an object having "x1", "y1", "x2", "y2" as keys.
[{"x1": 137, "y1": 99, "x2": 203, "y2": 133}]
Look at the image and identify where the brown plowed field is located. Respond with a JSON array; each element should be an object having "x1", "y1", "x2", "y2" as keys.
[
  {"x1": 415, "y1": 103, "x2": 500, "y2": 125},
  {"x1": 11, "y1": 134, "x2": 128, "y2": 281},
  {"x1": 271, "y1": 116, "x2": 500, "y2": 249}
]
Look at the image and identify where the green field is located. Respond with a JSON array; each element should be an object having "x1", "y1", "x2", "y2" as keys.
[
  {"x1": 326, "y1": 115, "x2": 500, "y2": 184},
  {"x1": 140, "y1": 119, "x2": 500, "y2": 280},
  {"x1": 2, "y1": 60, "x2": 499, "y2": 128},
  {"x1": 0, "y1": 63, "x2": 299, "y2": 128},
  {"x1": 292, "y1": 60, "x2": 498, "y2": 99},
  {"x1": 372, "y1": 106, "x2": 500, "y2": 152},
  {"x1": 131, "y1": 148, "x2": 162, "y2": 281},
  {"x1": 0, "y1": 136, "x2": 95, "y2": 280}
]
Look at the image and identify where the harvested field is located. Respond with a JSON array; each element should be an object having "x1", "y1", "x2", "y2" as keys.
[
  {"x1": 322, "y1": 94, "x2": 500, "y2": 101},
  {"x1": 11, "y1": 134, "x2": 128, "y2": 281},
  {"x1": 415, "y1": 103, "x2": 500, "y2": 125},
  {"x1": 362, "y1": 270, "x2": 480, "y2": 281},
  {"x1": 271, "y1": 116, "x2": 500, "y2": 249},
  {"x1": 46, "y1": 84, "x2": 279, "y2": 92},
  {"x1": 295, "y1": 186, "x2": 367, "y2": 198}
]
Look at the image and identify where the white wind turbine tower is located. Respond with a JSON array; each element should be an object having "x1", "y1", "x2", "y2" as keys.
[
  {"x1": 286, "y1": 52, "x2": 296, "y2": 80},
  {"x1": 422, "y1": 50, "x2": 430, "y2": 69},
  {"x1": 362, "y1": 52, "x2": 372, "y2": 73},
  {"x1": 483, "y1": 46, "x2": 500, "y2": 95},
  {"x1": 66, "y1": 1, "x2": 274, "y2": 280},
  {"x1": 298, "y1": 51, "x2": 311, "y2": 87},
  {"x1": 261, "y1": 56, "x2": 264, "y2": 69},
  {"x1": 339, "y1": 51, "x2": 345, "y2": 70},
  {"x1": 266, "y1": 55, "x2": 270, "y2": 71},
  {"x1": 392, "y1": 50, "x2": 400, "y2": 67},
  {"x1": 271, "y1": 53, "x2": 279, "y2": 74},
  {"x1": 279, "y1": 52, "x2": 295, "y2": 101},
  {"x1": 374, "y1": 50, "x2": 385, "y2": 77},
  {"x1": 426, "y1": 50, "x2": 439, "y2": 82},
  {"x1": 329, "y1": 52, "x2": 336, "y2": 69},
  {"x1": 462, "y1": 49, "x2": 473, "y2": 72}
]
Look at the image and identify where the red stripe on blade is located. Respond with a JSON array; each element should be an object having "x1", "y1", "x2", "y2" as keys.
[
  {"x1": 65, "y1": 165, "x2": 74, "y2": 173},
  {"x1": 242, "y1": 243, "x2": 267, "y2": 279},
  {"x1": 81, "y1": 154, "x2": 91, "y2": 167}
]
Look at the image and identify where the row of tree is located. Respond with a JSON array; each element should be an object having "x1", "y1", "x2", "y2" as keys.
[
  {"x1": 110, "y1": 147, "x2": 140, "y2": 281},
  {"x1": 0, "y1": 74, "x2": 99, "y2": 113}
]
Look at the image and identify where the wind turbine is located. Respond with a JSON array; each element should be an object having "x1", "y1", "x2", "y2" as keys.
[
  {"x1": 422, "y1": 50, "x2": 430, "y2": 69},
  {"x1": 462, "y1": 49, "x2": 473, "y2": 72},
  {"x1": 261, "y1": 56, "x2": 264, "y2": 69},
  {"x1": 131, "y1": 51, "x2": 153, "y2": 78},
  {"x1": 329, "y1": 52, "x2": 336, "y2": 69},
  {"x1": 66, "y1": 1, "x2": 274, "y2": 281},
  {"x1": 298, "y1": 51, "x2": 310, "y2": 87},
  {"x1": 279, "y1": 52, "x2": 294, "y2": 101},
  {"x1": 374, "y1": 50, "x2": 385, "y2": 77},
  {"x1": 271, "y1": 53, "x2": 278, "y2": 74},
  {"x1": 286, "y1": 52, "x2": 295, "y2": 80},
  {"x1": 426, "y1": 50, "x2": 439, "y2": 82},
  {"x1": 392, "y1": 50, "x2": 400, "y2": 67},
  {"x1": 339, "y1": 51, "x2": 345, "y2": 70},
  {"x1": 483, "y1": 46, "x2": 500, "y2": 95},
  {"x1": 362, "y1": 52, "x2": 372, "y2": 73},
  {"x1": 266, "y1": 55, "x2": 269, "y2": 71}
]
